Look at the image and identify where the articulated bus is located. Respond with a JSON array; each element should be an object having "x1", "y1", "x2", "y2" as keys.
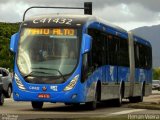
[{"x1": 10, "y1": 4, "x2": 152, "y2": 110}]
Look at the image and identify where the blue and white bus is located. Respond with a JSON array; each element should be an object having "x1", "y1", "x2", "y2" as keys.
[{"x1": 10, "y1": 5, "x2": 152, "y2": 110}]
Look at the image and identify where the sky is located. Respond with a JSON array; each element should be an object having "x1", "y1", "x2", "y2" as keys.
[{"x1": 0, "y1": 0, "x2": 160, "y2": 30}]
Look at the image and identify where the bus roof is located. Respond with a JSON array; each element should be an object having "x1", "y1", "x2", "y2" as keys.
[
  {"x1": 22, "y1": 14, "x2": 95, "y2": 28},
  {"x1": 21, "y1": 14, "x2": 150, "y2": 45},
  {"x1": 21, "y1": 14, "x2": 127, "y2": 33}
]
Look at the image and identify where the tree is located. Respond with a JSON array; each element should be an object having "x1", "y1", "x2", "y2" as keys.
[
  {"x1": 0, "y1": 22, "x2": 19, "y2": 71},
  {"x1": 153, "y1": 68, "x2": 160, "y2": 80}
]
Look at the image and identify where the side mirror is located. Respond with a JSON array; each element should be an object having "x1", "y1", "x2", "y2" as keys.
[
  {"x1": 82, "y1": 34, "x2": 92, "y2": 54},
  {"x1": 10, "y1": 32, "x2": 19, "y2": 53}
]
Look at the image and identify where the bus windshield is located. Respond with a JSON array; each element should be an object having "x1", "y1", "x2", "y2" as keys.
[{"x1": 17, "y1": 28, "x2": 80, "y2": 83}]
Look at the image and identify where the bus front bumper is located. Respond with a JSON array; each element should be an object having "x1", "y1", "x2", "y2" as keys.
[{"x1": 13, "y1": 89, "x2": 85, "y2": 103}]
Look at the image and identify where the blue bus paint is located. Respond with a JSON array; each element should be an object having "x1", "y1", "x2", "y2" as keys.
[
  {"x1": 10, "y1": 15, "x2": 152, "y2": 109},
  {"x1": 13, "y1": 61, "x2": 86, "y2": 103},
  {"x1": 85, "y1": 21, "x2": 128, "y2": 39}
]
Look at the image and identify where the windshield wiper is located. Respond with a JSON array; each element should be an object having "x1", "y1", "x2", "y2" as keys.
[
  {"x1": 24, "y1": 71, "x2": 51, "y2": 79},
  {"x1": 32, "y1": 67, "x2": 66, "y2": 81}
]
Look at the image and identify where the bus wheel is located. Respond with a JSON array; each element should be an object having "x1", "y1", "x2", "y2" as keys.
[
  {"x1": 129, "y1": 97, "x2": 137, "y2": 103},
  {"x1": 129, "y1": 85, "x2": 145, "y2": 103},
  {"x1": 0, "y1": 93, "x2": 4, "y2": 106},
  {"x1": 85, "y1": 88, "x2": 98, "y2": 110},
  {"x1": 114, "y1": 87, "x2": 122, "y2": 107},
  {"x1": 137, "y1": 85, "x2": 145, "y2": 102},
  {"x1": 31, "y1": 101, "x2": 43, "y2": 110}
]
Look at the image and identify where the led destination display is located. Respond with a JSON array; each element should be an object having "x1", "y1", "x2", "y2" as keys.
[{"x1": 27, "y1": 28, "x2": 76, "y2": 36}]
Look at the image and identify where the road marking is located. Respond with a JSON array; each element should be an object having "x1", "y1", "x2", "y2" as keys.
[{"x1": 110, "y1": 109, "x2": 145, "y2": 115}]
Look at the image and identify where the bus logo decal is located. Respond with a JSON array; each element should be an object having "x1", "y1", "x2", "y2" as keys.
[
  {"x1": 29, "y1": 86, "x2": 40, "y2": 90},
  {"x1": 42, "y1": 86, "x2": 47, "y2": 91},
  {"x1": 50, "y1": 86, "x2": 58, "y2": 91}
]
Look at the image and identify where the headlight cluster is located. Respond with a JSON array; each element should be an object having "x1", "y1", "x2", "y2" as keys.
[
  {"x1": 64, "y1": 75, "x2": 79, "y2": 91},
  {"x1": 14, "y1": 74, "x2": 26, "y2": 90}
]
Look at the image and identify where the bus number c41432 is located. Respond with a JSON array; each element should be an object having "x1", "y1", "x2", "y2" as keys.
[{"x1": 33, "y1": 18, "x2": 73, "y2": 25}]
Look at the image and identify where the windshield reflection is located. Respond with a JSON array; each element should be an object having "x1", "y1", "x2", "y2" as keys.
[{"x1": 17, "y1": 28, "x2": 80, "y2": 81}]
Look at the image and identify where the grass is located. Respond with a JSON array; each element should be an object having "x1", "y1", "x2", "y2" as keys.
[{"x1": 127, "y1": 102, "x2": 160, "y2": 110}]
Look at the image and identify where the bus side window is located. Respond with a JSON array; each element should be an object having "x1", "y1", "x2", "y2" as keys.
[
  {"x1": 81, "y1": 28, "x2": 109, "y2": 83},
  {"x1": 108, "y1": 35, "x2": 118, "y2": 66},
  {"x1": 134, "y1": 41, "x2": 139, "y2": 68},
  {"x1": 118, "y1": 38, "x2": 129, "y2": 67},
  {"x1": 88, "y1": 28, "x2": 106, "y2": 69},
  {"x1": 134, "y1": 41, "x2": 152, "y2": 69},
  {"x1": 148, "y1": 46, "x2": 152, "y2": 69}
]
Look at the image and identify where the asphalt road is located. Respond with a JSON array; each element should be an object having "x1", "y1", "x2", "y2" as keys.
[{"x1": 0, "y1": 91, "x2": 160, "y2": 120}]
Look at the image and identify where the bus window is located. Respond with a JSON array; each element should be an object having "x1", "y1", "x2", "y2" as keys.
[
  {"x1": 88, "y1": 29, "x2": 106, "y2": 69},
  {"x1": 134, "y1": 41, "x2": 140, "y2": 68},
  {"x1": 108, "y1": 35, "x2": 118, "y2": 66},
  {"x1": 134, "y1": 41, "x2": 152, "y2": 69},
  {"x1": 118, "y1": 38, "x2": 129, "y2": 67},
  {"x1": 17, "y1": 28, "x2": 80, "y2": 84}
]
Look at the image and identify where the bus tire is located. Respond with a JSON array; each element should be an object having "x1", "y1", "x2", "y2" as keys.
[
  {"x1": 0, "y1": 93, "x2": 4, "y2": 106},
  {"x1": 85, "y1": 85, "x2": 99, "y2": 110},
  {"x1": 114, "y1": 86, "x2": 123, "y2": 107},
  {"x1": 85, "y1": 97, "x2": 97, "y2": 110},
  {"x1": 31, "y1": 101, "x2": 43, "y2": 110},
  {"x1": 129, "y1": 84, "x2": 145, "y2": 103},
  {"x1": 129, "y1": 97, "x2": 137, "y2": 103},
  {"x1": 137, "y1": 84, "x2": 145, "y2": 102}
]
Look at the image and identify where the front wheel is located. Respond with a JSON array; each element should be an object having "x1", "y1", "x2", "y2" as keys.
[
  {"x1": 31, "y1": 101, "x2": 43, "y2": 110},
  {"x1": 85, "y1": 100, "x2": 97, "y2": 110},
  {"x1": 85, "y1": 89, "x2": 98, "y2": 110},
  {"x1": 0, "y1": 93, "x2": 4, "y2": 105}
]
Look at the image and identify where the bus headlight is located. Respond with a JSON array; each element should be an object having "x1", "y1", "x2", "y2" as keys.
[
  {"x1": 15, "y1": 74, "x2": 26, "y2": 90},
  {"x1": 64, "y1": 75, "x2": 79, "y2": 91}
]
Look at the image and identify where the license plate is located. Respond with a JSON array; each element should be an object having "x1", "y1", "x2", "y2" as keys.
[{"x1": 38, "y1": 94, "x2": 50, "y2": 98}]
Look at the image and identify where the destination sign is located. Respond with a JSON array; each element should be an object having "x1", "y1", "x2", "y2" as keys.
[{"x1": 27, "y1": 28, "x2": 77, "y2": 36}]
